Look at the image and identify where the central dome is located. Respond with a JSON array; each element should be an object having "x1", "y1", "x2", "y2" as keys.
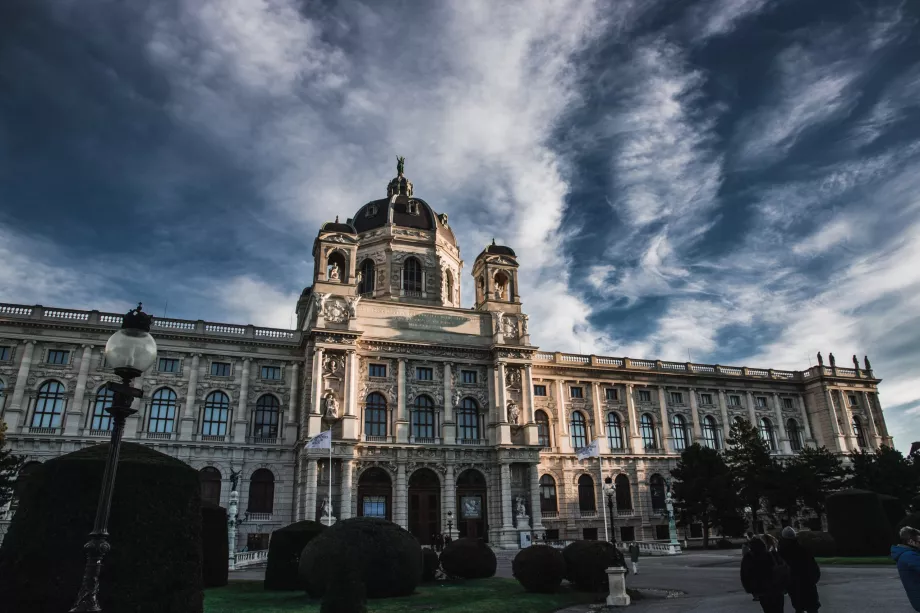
[{"x1": 352, "y1": 195, "x2": 438, "y2": 233}]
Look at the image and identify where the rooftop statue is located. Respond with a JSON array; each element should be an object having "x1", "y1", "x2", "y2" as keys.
[{"x1": 396, "y1": 155, "x2": 405, "y2": 176}]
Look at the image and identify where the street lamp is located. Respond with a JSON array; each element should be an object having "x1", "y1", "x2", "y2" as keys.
[
  {"x1": 662, "y1": 478, "x2": 680, "y2": 551},
  {"x1": 603, "y1": 477, "x2": 617, "y2": 544},
  {"x1": 446, "y1": 510, "x2": 453, "y2": 541},
  {"x1": 70, "y1": 304, "x2": 156, "y2": 613}
]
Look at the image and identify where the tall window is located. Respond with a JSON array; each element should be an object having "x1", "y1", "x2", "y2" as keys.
[
  {"x1": 756, "y1": 396, "x2": 768, "y2": 408},
  {"x1": 247, "y1": 469, "x2": 275, "y2": 514},
  {"x1": 570, "y1": 411, "x2": 588, "y2": 449},
  {"x1": 670, "y1": 392, "x2": 683, "y2": 404},
  {"x1": 606, "y1": 412, "x2": 624, "y2": 450},
  {"x1": 210, "y1": 362, "x2": 231, "y2": 377},
  {"x1": 202, "y1": 391, "x2": 230, "y2": 436},
  {"x1": 403, "y1": 257, "x2": 422, "y2": 292},
  {"x1": 416, "y1": 367, "x2": 433, "y2": 381},
  {"x1": 759, "y1": 417, "x2": 776, "y2": 451},
  {"x1": 253, "y1": 394, "x2": 280, "y2": 438},
  {"x1": 702, "y1": 415, "x2": 721, "y2": 449},
  {"x1": 729, "y1": 395, "x2": 741, "y2": 406},
  {"x1": 457, "y1": 398, "x2": 479, "y2": 440},
  {"x1": 358, "y1": 259, "x2": 375, "y2": 294},
  {"x1": 461, "y1": 370, "x2": 477, "y2": 384},
  {"x1": 369, "y1": 364, "x2": 387, "y2": 378},
  {"x1": 31, "y1": 380, "x2": 65, "y2": 428},
  {"x1": 46, "y1": 350, "x2": 70, "y2": 365},
  {"x1": 640, "y1": 413, "x2": 657, "y2": 449},
  {"x1": 700, "y1": 393, "x2": 713, "y2": 405},
  {"x1": 364, "y1": 392, "x2": 387, "y2": 437},
  {"x1": 540, "y1": 475, "x2": 557, "y2": 513},
  {"x1": 535, "y1": 410, "x2": 551, "y2": 447},
  {"x1": 260, "y1": 366, "x2": 281, "y2": 380},
  {"x1": 852, "y1": 416, "x2": 867, "y2": 448},
  {"x1": 148, "y1": 388, "x2": 177, "y2": 433},
  {"x1": 90, "y1": 385, "x2": 114, "y2": 431},
  {"x1": 787, "y1": 418, "x2": 803, "y2": 451},
  {"x1": 650, "y1": 474, "x2": 667, "y2": 511},
  {"x1": 199, "y1": 467, "x2": 222, "y2": 506},
  {"x1": 605, "y1": 388, "x2": 618, "y2": 401},
  {"x1": 159, "y1": 358, "x2": 180, "y2": 373},
  {"x1": 412, "y1": 395, "x2": 435, "y2": 439},
  {"x1": 578, "y1": 474, "x2": 596, "y2": 512},
  {"x1": 670, "y1": 414, "x2": 689, "y2": 450},
  {"x1": 615, "y1": 474, "x2": 632, "y2": 510},
  {"x1": 638, "y1": 390, "x2": 652, "y2": 402},
  {"x1": 783, "y1": 397, "x2": 795, "y2": 409},
  {"x1": 533, "y1": 385, "x2": 547, "y2": 396},
  {"x1": 570, "y1": 386, "x2": 584, "y2": 399},
  {"x1": 445, "y1": 270, "x2": 454, "y2": 302},
  {"x1": 0, "y1": 346, "x2": 10, "y2": 361}
]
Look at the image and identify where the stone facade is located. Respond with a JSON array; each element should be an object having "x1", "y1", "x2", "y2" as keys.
[{"x1": 0, "y1": 168, "x2": 891, "y2": 549}]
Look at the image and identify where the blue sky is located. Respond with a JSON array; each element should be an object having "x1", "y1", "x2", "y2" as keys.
[{"x1": 1, "y1": 0, "x2": 919, "y2": 450}]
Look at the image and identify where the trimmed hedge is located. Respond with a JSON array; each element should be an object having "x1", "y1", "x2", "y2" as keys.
[
  {"x1": 512, "y1": 545, "x2": 566, "y2": 593},
  {"x1": 201, "y1": 502, "x2": 229, "y2": 588},
  {"x1": 827, "y1": 489, "x2": 892, "y2": 556},
  {"x1": 264, "y1": 520, "x2": 327, "y2": 591},
  {"x1": 422, "y1": 547, "x2": 440, "y2": 582},
  {"x1": 321, "y1": 571, "x2": 367, "y2": 613},
  {"x1": 439, "y1": 537, "x2": 497, "y2": 579},
  {"x1": 879, "y1": 495, "x2": 905, "y2": 543},
  {"x1": 299, "y1": 517, "x2": 422, "y2": 598},
  {"x1": 562, "y1": 540, "x2": 626, "y2": 592},
  {"x1": 0, "y1": 442, "x2": 203, "y2": 613}
]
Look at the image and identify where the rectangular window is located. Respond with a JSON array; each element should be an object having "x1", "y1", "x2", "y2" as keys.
[
  {"x1": 783, "y1": 397, "x2": 794, "y2": 409},
  {"x1": 261, "y1": 365, "x2": 281, "y2": 380},
  {"x1": 47, "y1": 350, "x2": 70, "y2": 365},
  {"x1": 700, "y1": 393, "x2": 713, "y2": 405},
  {"x1": 582, "y1": 528, "x2": 598, "y2": 541},
  {"x1": 670, "y1": 392, "x2": 683, "y2": 404},
  {"x1": 655, "y1": 525, "x2": 670, "y2": 540},
  {"x1": 756, "y1": 396, "x2": 768, "y2": 407},
  {"x1": 158, "y1": 358, "x2": 180, "y2": 373},
  {"x1": 545, "y1": 528, "x2": 560, "y2": 541},
  {"x1": 0, "y1": 346, "x2": 10, "y2": 361},
  {"x1": 689, "y1": 523, "x2": 703, "y2": 538},
  {"x1": 210, "y1": 362, "x2": 231, "y2": 377},
  {"x1": 416, "y1": 367, "x2": 433, "y2": 381},
  {"x1": 533, "y1": 385, "x2": 547, "y2": 396},
  {"x1": 638, "y1": 390, "x2": 652, "y2": 402},
  {"x1": 461, "y1": 370, "x2": 477, "y2": 384},
  {"x1": 605, "y1": 388, "x2": 618, "y2": 401},
  {"x1": 729, "y1": 395, "x2": 741, "y2": 406},
  {"x1": 620, "y1": 526, "x2": 635, "y2": 542},
  {"x1": 570, "y1": 386, "x2": 583, "y2": 399},
  {"x1": 848, "y1": 394, "x2": 858, "y2": 406},
  {"x1": 369, "y1": 363, "x2": 387, "y2": 378},
  {"x1": 362, "y1": 495, "x2": 388, "y2": 519}
]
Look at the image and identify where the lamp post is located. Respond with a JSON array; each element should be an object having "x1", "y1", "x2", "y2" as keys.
[
  {"x1": 602, "y1": 477, "x2": 617, "y2": 544},
  {"x1": 663, "y1": 478, "x2": 680, "y2": 553},
  {"x1": 70, "y1": 304, "x2": 157, "y2": 613},
  {"x1": 446, "y1": 510, "x2": 453, "y2": 541}
]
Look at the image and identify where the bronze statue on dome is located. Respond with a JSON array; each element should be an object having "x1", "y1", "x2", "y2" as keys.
[{"x1": 396, "y1": 155, "x2": 405, "y2": 176}]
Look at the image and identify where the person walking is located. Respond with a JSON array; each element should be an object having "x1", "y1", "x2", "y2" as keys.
[
  {"x1": 628, "y1": 542, "x2": 640, "y2": 575},
  {"x1": 892, "y1": 526, "x2": 920, "y2": 611},
  {"x1": 741, "y1": 536, "x2": 789, "y2": 613},
  {"x1": 779, "y1": 527, "x2": 821, "y2": 613},
  {"x1": 742, "y1": 532, "x2": 755, "y2": 557}
]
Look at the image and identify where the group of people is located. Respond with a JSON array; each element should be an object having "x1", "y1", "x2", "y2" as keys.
[
  {"x1": 740, "y1": 528, "x2": 820, "y2": 613},
  {"x1": 429, "y1": 532, "x2": 452, "y2": 552}
]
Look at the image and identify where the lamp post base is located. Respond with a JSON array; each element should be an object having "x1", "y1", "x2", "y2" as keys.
[{"x1": 605, "y1": 567, "x2": 631, "y2": 607}]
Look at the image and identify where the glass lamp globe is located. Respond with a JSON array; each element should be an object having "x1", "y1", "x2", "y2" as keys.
[{"x1": 104, "y1": 304, "x2": 157, "y2": 375}]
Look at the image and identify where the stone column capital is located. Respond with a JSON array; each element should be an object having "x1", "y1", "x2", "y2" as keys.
[{"x1": 81, "y1": 344, "x2": 95, "y2": 350}]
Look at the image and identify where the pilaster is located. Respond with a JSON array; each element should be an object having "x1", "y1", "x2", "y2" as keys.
[
  {"x1": 342, "y1": 350, "x2": 359, "y2": 439},
  {"x1": 745, "y1": 390, "x2": 757, "y2": 425},
  {"x1": 530, "y1": 463, "x2": 544, "y2": 532},
  {"x1": 625, "y1": 383, "x2": 642, "y2": 454},
  {"x1": 340, "y1": 459, "x2": 354, "y2": 519},
  {"x1": 6, "y1": 340, "x2": 36, "y2": 430},
  {"x1": 592, "y1": 382, "x2": 608, "y2": 453},
  {"x1": 395, "y1": 460, "x2": 408, "y2": 529},
  {"x1": 824, "y1": 387, "x2": 847, "y2": 453},
  {"x1": 305, "y1": 459, "x2": 318, "y2": 522},
  {"x1": 688, "y1": 387, "x2": 702, "y2": 442},
  {"x1": 444, "y1": 462, "x2": 456, "y2": 539},
  {"x1": 496, "y1": 361, "x2": 511, "y2": 444},
  {"x1": 283, "y1": 363, "x2": 299, "y2": 445},
  {"x1": 65, "y1": 345, "x2": 93, "y2": 435},
  {"x1": 180, "y1": 353, "x2": 201, "y2": 438},
  {"x1": 443, "y1": 362, "x2": 456, "y2": 442},
  {"x1": 523, "y1": 364, "x2": 538, "y2": 445},
  {"x1": 658, "y1": 386, "x2": 671, "y2": 452},
  {"x1": 309, "y1": 347, "x2": 325, "y2": 438},
  {"x1": 396, "y1": 358, "x2": 408, "y2": 443},
  {"x1": 233, "y1": 358, "x2": 251, "y2": 442},
  {"x1": 773, "y1": 393, "x2": 791, "y2": 454},
  {"x1": 556, "y1": 379, "x2": 572, "y2": 453},
  {"x1": 863, "y1": 391, "x2": 882, "y2": 448},
  {"x1": 798, "y1": 393, "x2": 815, "y2": 445},
  {"x1": 717, "y1": 389, "x2": 731, "y2": 441}
]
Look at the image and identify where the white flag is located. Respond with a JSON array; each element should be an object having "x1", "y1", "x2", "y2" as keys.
[
  {"x1": 305, "y1": 429, "x2": 332, "y2": 450},
  {"x1": 575, "y1": 439, "x2": 600, "y2": 461}
]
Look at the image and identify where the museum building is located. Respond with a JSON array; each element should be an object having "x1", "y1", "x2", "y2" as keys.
[{"x1": 0, "y1": 163, "x2": 892, "y2": 550}]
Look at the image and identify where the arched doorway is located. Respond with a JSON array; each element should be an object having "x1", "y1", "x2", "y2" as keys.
[
  {"x1": 456, "y1": 469, "x2": 488, "y2": 541},
  {"x1": 408, "y1": 468, "x2": 440, "y2": 545},
  {"x1": 357, "y1": 467, "x2": 392, "y2": 520}
]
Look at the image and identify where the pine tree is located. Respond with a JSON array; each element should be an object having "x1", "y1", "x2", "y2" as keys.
[
  {"x1": 848, "y1": 446, "x2": 920, "y2": 506},
  {"x1": 723, "y1": 418, "x2": 775, "y2": 533},
  {"x1": 794, "y1": 446, "x2": 845, "y2": 518},
  {"x1": 0, "y1": 421, "x2": 25, "y2": 509},
  {"x1": 670, "y1": 443, "x2": 742, "y2": 548}
]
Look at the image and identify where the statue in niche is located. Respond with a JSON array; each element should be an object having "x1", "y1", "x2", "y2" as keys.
[
  {"x1": 453, "y1": 389, "x2": 462, "y2": 408},
  {"x1": 829, "y1": 353, "x2": 836, "y2": 368},
  {"x1": 328, "y1": 262, "x2": 340, "y2": 281},
  {"x1": 507, "y1": 400, "x2": 520, "y2": 425},
  {"x1": 864, "y1": 355, "x2": 872, "y2": 371},
  {"x1": 515, "y1": 496, "x2": 527, "y2": 518},
  {"x1": 323, "y1": 392, "x2": 339, "y2": 418},
  {"x1": 321, "y1": 496, "x2": 333, "y2": 518},
  {"x1": 495, "y1": 283, "x2": 505, "y2": 299},
  {"x1": 817, "y1": 352, "x2": 824, "y2": 367},
  {"x1": 345, "y1": 295, "x2": 361, "y2": 318}
]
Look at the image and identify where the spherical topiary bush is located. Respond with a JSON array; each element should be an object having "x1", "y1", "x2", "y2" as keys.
[
  {"x1": 439, "y1": 537, "x2": 497, "y2": 579},
  {"x1": 298, "y1": 517, "x2": 422, "y2": 598},
  {"x1": 879, "y1": 495, "x2": 905, "y2": 543},
  {"x1": 512, "y1": 545, "x2": 566, "y2": 593},
  {"x1": 0, "y1": 442, "x2": 203, "y2": 613},
  {"x1": 321, "y1": 571, "x2": 367, "y2": 613},
  {"x1": 827, "y1": 489, "x2": 892, "y2": 556},
  {"x1": 201, "y1": 502, "x2": 229, "y2": 588},
  {"x1": 562, "y1": 540, "x2": 626, "y2": 592},
  {"x1": 422, "y1": 547, "x2": 440, "y2": 582},
  {"x1": 264, "y1": 520, "x2": 327, "y2": 590}
]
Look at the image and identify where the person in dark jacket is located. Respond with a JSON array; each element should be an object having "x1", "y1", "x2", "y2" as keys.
[
  {"x1": 779, "y1": 527, "x2": 821, "y2": 613},
  {"x1": 892, "y1": 526, "x2": 920, "y2": 611},
  {"x1": 741, "y1": 536, "x2": 786, "y2": 613}
]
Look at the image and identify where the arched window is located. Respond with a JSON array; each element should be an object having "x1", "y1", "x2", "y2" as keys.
[
  {"x1": 852, "y1": 416, "x2": 867, "y2": 448},
  {"x1": 787, "y1": 418, "x2": 803, "y2": 451},
  {"x1": 615, "y1": 474, "x2": 632, "y2": 510},
  {"x1": 247, "y1": 469, "x2": 275, "y2": 514},
  {"x1": 570, "y1": 411, "x2": 588, "y2": 450},
  {"x1": 31, "y1": 381, "x2": 65, "y2": 428},
  {"x1": 535, "y1": 410, "x2": 551, "y2": 447},
  {"x1": 606, "y1": 412, "x2": 624, "y2": 450},
  {"x1": 365, "y1": 392, "x2": 388, "y2": 438},
  {"x1": 403, "y1": 257, "x2": 422, "y2": 293},
  {"x1": 671, "y1": 414, "x2": 689, "y2": 450},
  {"x1": 358, "y1": 259, "x2": 375, "y2": 295},
  {"x1": 445, "y1": 270, "x2": 454, "y2": 303},
  {"x1": 412, "y1": 394, "x2": 435, "y2": 439},
  {"x1": 578, "y1": 474, "x2": 596, "y2": 512},
  {"x1": 702, "y1": 415, "x2": 721, "y2": 449},
  {"x1": 457, "y1": 398, "x2": 479, "y2": 441},
  {"x1": 253, "y1": 394, "x2": 280, "y2": 438},
  {"x1": 477, "y1": 275, "x2": 485, "y2": 301},
  {"x1": 202, "y1": 391, "x2": 230, "y2": 436},
  {"x1": 539, "y1": 475, "x2": 557, "y2": 514},
  {"x1": 650, "y1": 474, "x2": 667, "y2": 512},
  {"x1": 90, "y1": 385, "x2": 115, "y2": 431},
  {"x1": 199, "y1": 467, "x2": 222, "y2": 506},
  {"x1": 759, "y1": 417, "x2": 776, "y2": 451},
  {"x1": 148, "y1": 388, "x2": 177, "y2": 433},
  {"x1": 640, "y1": 413, "x2": 657, "y2": 449}
]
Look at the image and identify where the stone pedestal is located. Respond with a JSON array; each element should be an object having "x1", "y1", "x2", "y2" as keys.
[
  {"x1": 320, "y1": 516, "x2": 337, "y2": 527},
  {"x1": 515, "y1": 514, "x2": 530, "y2": 530},
  {"x1": 606, "y1": 567, "x2": 630, "y2": 607}
]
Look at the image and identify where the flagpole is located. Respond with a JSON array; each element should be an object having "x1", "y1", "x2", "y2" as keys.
[
  {"x1": 598, "y1": 440, "x2": 608, "y2": 542},
  {"x1": 328, "y1": 424, "x2": 333, "y2": 520}
]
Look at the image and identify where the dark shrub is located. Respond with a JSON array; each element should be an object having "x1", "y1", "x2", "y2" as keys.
[
  {"x1": 563, "y1": 540, "x2": 626, "y2": 592},
  {"x1": 826, "y1": 489, "x2": 892, "y2": 556},
  {"x1": 321, "y1": 571, "x2": 367, "y2": 613},
  {"x1": 422, "y1": 547, "x2": 440, "y2": 582},
  {"x1": 299, "y1": 517, "x2": 422, "y2": 598},
  {"x1": 440, "y1": 537, "x2": 497, "y2": 579},
  {"x1": 910, "y1": 495, "x2": 920, "y2": 512},
  {"x1": 0, "y1": 443, "x2": 203, "y2": 613},
  {"x1": 879, "y1": 495, "x2": 905, "y2": 543},
  {"x1": 264, "y1": 520, "x2": 327, "y2": 591},
  {"x1": 512, "y1": 545, "x2": 566, "y2": 593},
  {"x1": 201, "y1": 502, "x2": 229, "y2": 588}
]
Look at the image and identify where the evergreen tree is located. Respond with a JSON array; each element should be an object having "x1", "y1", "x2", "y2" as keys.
[
  {"x1": 848, "y1": 446, "x2": 920, "y2": 506},
  {"x1": 794, "y1": 446, "x2": 845, "y2": 518},
  {"x1": 0, "y1": 421, "x2": 25, "y2": 509},
  {"x1": 670, "y1": 443, "x2": 742, "y2": 548},
  {"x1": 723, "y1": 418, "x2": 775, "y2": 533}
]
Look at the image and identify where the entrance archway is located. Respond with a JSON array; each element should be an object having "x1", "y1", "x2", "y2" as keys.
[
  {"x1": 357, "y1": 467, "x2": 392, "y2": 520},
  {"x1": 408, "y1": 468, "x2": 441, "y2": 545},
  {"x1": 456, "y1": 469, "x2": 488, "y2": 541}
]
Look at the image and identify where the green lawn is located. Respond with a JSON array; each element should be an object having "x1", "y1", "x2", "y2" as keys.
[
  {"x1": 815, "y1": 556, "x2": 895, "y2": 565},
  {"x1": 205, "y1": 579, "x2": 600, "y2": 613}
]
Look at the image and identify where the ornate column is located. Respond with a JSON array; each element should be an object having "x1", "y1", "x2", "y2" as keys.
[
  {"x1": 294, "y1": 456, "x2": 304, "y2": 521},
  {"x1": 340, "y1": 459, "x2": 354, "y2": 519},
  {"x1": 397, "y1": 358, "x2": 408, "y2": 443},
  {"x1": 395, "y1": 461, "x2": 408, "y2": 529},
  {"x1": 772, "y1": 393, "x2": 791, "y2": 454},
  {"x1": 745, "y1": 391, "x2": 757, "y2": 425},
  {"x1": 500, "y1": 462, "x2": 513, "y2": 530},
  {"x1": 523, "y1": 364, "x2": 538, "y2": 445},
  {"x1": 824, "y1": 387, "x2": 847, "y2": 453},
  {"x1": 717, "y1": 389, "x2": 731, "y2": 441},
  {"x1": 65, "y1": 345, "x2": 94, "y2": 435},
  {"x1": 312, "y1": 347, "x2": 325, "y2": 415},
  {"x1": 305, "y1": 459, "x2": 318, "y2": 521},
  {"x1": 688, "y1": 387, "x2": 702, "y2": 442},
  {"x1": 556, "y1": 379, "x2": 572, "y2": 453},
  {"x1": 6, "y1": 340, "x2": 36, "y2": 430},
  {"x1": 180, "y1": 353, "x2": 201, "y2": 438},
  {"x1": 798, "y1": 393, "x2": 814, "y2": 443},
  {"x1": 863, "y1": 391, "x2": 882, "y2": 448},
  {"x1": 625, "y1": 383, "x2": 642, "y2": 453},
  {"x1": 234, "y1": 358, "x2": 251, "y2": 442},
  {"x1": 840, "y1": 392, "x2": 858, "y2": 451},
  {"x1": 282, "y1": 363, "x2": 299, "y2": 445},
  {"x1": 529, "y1": 463, "x2": 544, "y2": 532},
  {"x1": 342, "y1": 350, "x2": 359, "y2": 439},
  {"x1": 444, "y1": 463, "x2": 456, "y2": 539},
  {"x1": 443, "y1": 362, "x2": 455, "y2": 443},
  {"x1": 658, "y1": 386, "x2": 671, "y2": 452},
  {"x1": 497, "y1": 362, "x2": 508, "y2": 422},
  {"x1": 591, "y1": 382, "x2": 608, "y2": 453}
]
